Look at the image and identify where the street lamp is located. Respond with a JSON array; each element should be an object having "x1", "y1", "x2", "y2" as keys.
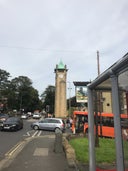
[
  {"x1": 20, "y1": 95, "x2": 22, "y2": 112},
  {"x1": 67, "y1": 82, "x2": 72, "y2": 116},
  {"x1": 15, "y1": 91, "x2": 23, "y2": 114}
]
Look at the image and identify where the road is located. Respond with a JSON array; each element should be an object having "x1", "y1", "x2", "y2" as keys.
[{"x1": 0, "y1": 118, "x2": 54, "y2": 161}]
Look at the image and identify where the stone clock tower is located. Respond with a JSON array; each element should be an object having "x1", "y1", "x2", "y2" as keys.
[{"x1": 54, "y1": 61, "x2": 68, "y2": 118}]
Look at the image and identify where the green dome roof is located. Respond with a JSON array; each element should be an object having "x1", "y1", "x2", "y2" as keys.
[{"x1": 58, "y1": 60, "x2": 65, "y2": 69}]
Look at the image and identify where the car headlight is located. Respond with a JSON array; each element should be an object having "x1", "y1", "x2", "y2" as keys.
[{"x1": 12, "y1": 124, "x2": 16, "y2": 127}]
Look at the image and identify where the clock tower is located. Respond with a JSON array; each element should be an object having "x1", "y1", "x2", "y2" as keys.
[{"x1": 54, "y1": 61, "x2": 68, "y2": 118}]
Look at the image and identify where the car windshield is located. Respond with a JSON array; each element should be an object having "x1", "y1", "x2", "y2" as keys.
[
  {"x1": 39, "y1": 119, "x2": 47, "y2": 123},
  {"x1": 0, "y1": 114, "x2": 8, "y2": 118},
  {"x1": 6, "y1": 117, "x2": 18, "y2": 122}
]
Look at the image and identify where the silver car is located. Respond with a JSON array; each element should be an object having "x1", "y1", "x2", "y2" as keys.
[
  {"x1": 31, "y1": 118, "x2": 65, "y2": 132},
  {"x1": 32, "y1": 113, "x2": 41, "y2": 119}
]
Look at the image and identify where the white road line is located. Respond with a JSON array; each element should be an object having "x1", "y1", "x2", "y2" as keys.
[
  {"x1": 37, "y1": 130, "x2": 42, "y2": 136},
  {"x1": 27, "y1": 131, "x2": 30, "y2": 136},
  {"x1": 32, "y1": 130, "x2": 38, "y2": 137},
  {"x1": 23, "y1": 131, "x2": 31, "y2": 137}
]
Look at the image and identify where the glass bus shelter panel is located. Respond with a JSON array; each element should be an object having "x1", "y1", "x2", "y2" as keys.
[
  {"x1": 93, "y1": 78, "x2": 112, "y2": 114},
  {"x1": 118, "y1": 70, "x2": 128, "y2": 114},
  {"x1": 95, "y1": 78, "x2": 112, "y2": 90},
  {"x1": 118, "y1": 70, "x2": 128, "y2": 169}
]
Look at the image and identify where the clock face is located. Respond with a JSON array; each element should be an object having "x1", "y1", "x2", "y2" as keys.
[{"x1": 59, "y1": 74, "x2": 63, "y2": 78}]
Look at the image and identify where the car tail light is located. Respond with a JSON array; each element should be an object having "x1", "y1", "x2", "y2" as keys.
[{"x1": 61, "y1": 123, "x2": 64, "y2": 127}]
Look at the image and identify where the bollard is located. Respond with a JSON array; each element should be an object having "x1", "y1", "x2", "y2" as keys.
[{"x1": 54, "y1": 129, "x2": 63, "y2": 153}]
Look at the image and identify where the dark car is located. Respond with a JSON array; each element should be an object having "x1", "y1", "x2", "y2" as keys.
[{"x1": 0, "y1": 117, "x2": 23, "y2": 131}]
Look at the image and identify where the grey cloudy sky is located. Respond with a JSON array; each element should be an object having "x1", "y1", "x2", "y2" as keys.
[{"x1": 0, "y1": 0, "x2": 128, "y2": 97}]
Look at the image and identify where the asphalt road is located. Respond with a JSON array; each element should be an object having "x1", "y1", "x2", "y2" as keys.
[{"x1": 0, "y1": 118, "x2": 55, "y2": 161}]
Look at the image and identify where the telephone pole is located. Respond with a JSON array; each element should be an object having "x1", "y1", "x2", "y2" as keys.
[
  {"x1": 95, "y1": 50, "x2": 101, "y2": 147},
  {"x1": 97, "y1": 50, "x2": 100, "y2": 75}
]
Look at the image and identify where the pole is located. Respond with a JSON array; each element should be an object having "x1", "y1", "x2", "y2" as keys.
[
  {"x1": 97, "y1": 51, "x2": 100, "y2": 75},
  {"x1": 97, "y1": 51, "x2": 103, "y2": 137},
  {"x1": 88, "y1": 87, "x2": 96, "y2": 171},
  {"x1": 95, "y1": 51, "x2": 101, "y2": 147},
  {"x1": 68, "y1": 82, "x2": 72, "y2": 116},
  {"x1": 111, "y1": 74, "x2": 124, "y2": 171},
  {"x1": 20, "y1": 95, "x2": 22, "y2": 111}
]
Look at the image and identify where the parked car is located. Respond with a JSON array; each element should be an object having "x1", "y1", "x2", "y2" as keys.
[
  {"x1": 27, "y1": 112, "x2": 32, "y2": 117},
  {"x1": 0, "y1": 117, "x2": 23, "y2": 131},
  {"x1": 31, "y1": 118, "x2": 65, "y2": 132},
  {"x1": 32, "y1": 113, "x2": 41, "y2": 119},
  {"x1": 21, "y1": 114, "x2": 28, "y2": 119}
]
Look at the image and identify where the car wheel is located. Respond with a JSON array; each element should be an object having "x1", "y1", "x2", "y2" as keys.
[
  {"x1": 33, "y1": 125, "x2": 39, "y2": 130},
  {"x1": 55, "y1": 127, "x2": 61, "y2": 133},
  {"x1": 20, "y1": 125, "x2": 23, "y2": 129}
]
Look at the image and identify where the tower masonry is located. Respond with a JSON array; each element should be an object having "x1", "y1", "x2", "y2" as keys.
[{"x1": 54, "y1": 61, "x2": 68, "y2": 118}]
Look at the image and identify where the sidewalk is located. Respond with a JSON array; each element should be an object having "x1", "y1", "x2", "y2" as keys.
[{"x1": 0, "y1": 134, "x2": 76, "y2": 171}]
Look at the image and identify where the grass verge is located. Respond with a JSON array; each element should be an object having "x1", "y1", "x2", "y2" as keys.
[{"x1": 69, "y1": 137, "x2": 128, "y2": 164}]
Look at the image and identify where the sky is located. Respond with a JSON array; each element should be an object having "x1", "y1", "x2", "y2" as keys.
[{"x1": 0, "y1": 0, "x2": 128, "y2": 97}]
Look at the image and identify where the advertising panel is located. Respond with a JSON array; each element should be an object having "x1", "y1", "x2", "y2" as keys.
[{"x1": 76, "y1": 86, "x2": 88, "y2": 103}]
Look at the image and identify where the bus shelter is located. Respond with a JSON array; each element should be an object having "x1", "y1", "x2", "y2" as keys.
[{"x1": 87, "y1": 53, "x2": 128, "y2": 171}]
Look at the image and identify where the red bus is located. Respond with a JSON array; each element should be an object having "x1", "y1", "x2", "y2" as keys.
[{"x1": 72, "y1": 111, "x2": 128, "y2": 138}]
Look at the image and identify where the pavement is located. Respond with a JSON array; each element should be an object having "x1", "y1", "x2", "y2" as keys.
[
  {"x1": 0, "y1": 134, "x2": 78, "y2": 171},
  {"x1": 1, "y1": 131, "x2": 127, "y2": 171}
]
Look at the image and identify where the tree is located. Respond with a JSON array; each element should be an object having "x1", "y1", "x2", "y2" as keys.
[
  {"x1": 26, "y1": 87, "x2": 43, "y2": 112},
  {"x1": 11, "y1": 76, "x2": 32, "y2": 90},
  {"x1": 0, "y1": 69, "x2": 43, "y2": 113},
  {"x1": 0, "y1": 69, "x2": 11, "y2": 90},
  {"x1": 10, "y1": 76, "x2": 42, "y2": 112},
  {"x1": 0, "y1": 69, "x2": 11, "y2": 112},
  {"x1": 41, "y1": 85, "x2": 55, "y2": 114}
]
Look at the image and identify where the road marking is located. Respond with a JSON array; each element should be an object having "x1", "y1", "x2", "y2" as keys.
[
  {"x1": 32, "y1": 130, "x2": 38, "y2": 137},
  {"x1": 26, "y1": 130, "x2": 55, "y2": 138},
  {"x1": 27, "y1": 131, "x2": 30, "y2": 136},
  {"x1": 37, "y1": 131, "x2": 42, "y2": 136},
  {"x1": 5, "y1": 141, "x2": 25, "y2": 157},
  {"x1": 23, "y1": 130, "x2": 42, "y2": 137},
  {"x1": 23, "y1": 131, "x2": 31, "y2": 136}
]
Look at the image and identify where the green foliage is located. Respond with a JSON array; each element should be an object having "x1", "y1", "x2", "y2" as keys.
[
  {"x1": 69, "y1": 137, "x2": 128, "y2": 164},
  {"x1": 11, "y1": 76, "x2": 32, "y2": 90},
  {"x1": 0, "y1": 69, "x2": 42, "y2": 112},
  {"x1": 123, "y1": 140, "x2": 128, "y2": 161},
  {"x1": 41, "y1": 85, "x2": 55, "y2": 114},
  {"x1": 0, "y1": 69, "x2": 11, "y2": 90},
  {"x1": 95, "y1": 138, "x2": 116, "y2": 163},
  {"x1": 69, "y1": 138, "x2": 89, "y2": 163}
]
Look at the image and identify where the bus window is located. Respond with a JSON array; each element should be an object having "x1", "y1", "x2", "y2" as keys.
[
  {"x1": 72, "y1": 113, "x2": 88, "y2": 133},
  {"x1": 72, "y1": 111, "x2": 128, "y2": 138},
  {"x1": 102, "y1": 117, "x2": 114, "y2": 127},
  {"x1": 75, "y1": 115, "x2": 86, "y2": 133},
  {"x1": 121, "y1": 118, "x2": 128, "y2": 128}
]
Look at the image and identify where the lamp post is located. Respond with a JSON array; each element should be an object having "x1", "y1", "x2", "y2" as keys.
[
  {"x1": 16, "y1": 91, "x2": 23, "y2": 114},
  {"x1": 68, "y1": 82, "x2": 72, "y2": 116},
  {"x1": 20, "y1": 95, "x2": 22, "y2": 112}
]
